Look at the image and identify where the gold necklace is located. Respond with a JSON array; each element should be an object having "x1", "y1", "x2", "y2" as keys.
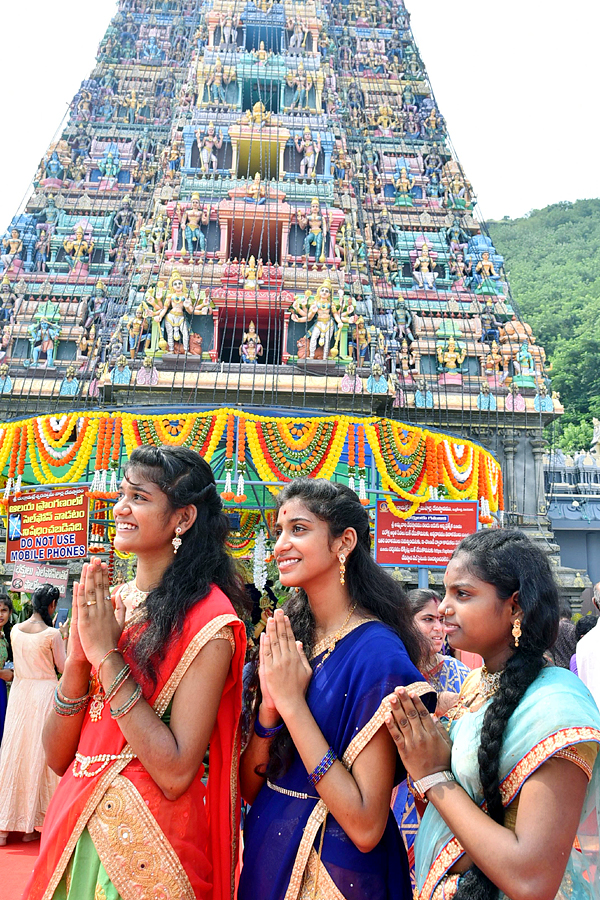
[
  {"x1": 123, "y1": 579, "x2": 150, "y2": 611},
  {"x1": 313, "y1": 604, "x2": 357, "y2": 673},
  {"x1": 479, "y1": 665, "x2": 502, "y2": 700}
]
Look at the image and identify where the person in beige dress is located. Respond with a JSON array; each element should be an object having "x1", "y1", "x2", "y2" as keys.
[{"x1": 0, "y1": 583, "x2": 66, "y2": 845}]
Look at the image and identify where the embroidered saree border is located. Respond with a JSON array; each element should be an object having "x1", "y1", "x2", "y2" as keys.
[
  {"x1": 41, "y1": 750, "x2": 135, "y2": 900},
  {"x1": 343, "y1": 682, "x2": 433, "y2": 769},
  {"x1": 417, "y1": 726, "x2": 600, "y2": 900},
  {"x1": 87, "y1": 774, "x2": 196, "y2": 900},
  {"x1": 499, "y1": 726, "x2": 600, "y2": 805},
  {"x1": 417, "y1": 837, "x2": 464, "y2": 900},
  {"x1": 42, "y1": 612, "x2": 241, "y2": 899},
  {"x1": 229, "y1": 724, "x2": 241, "y2": 899},
  {"x1": 283, "y1": 682, "x2": 433, "y2": 900},
  {"x1": 283, "y1": 801, "x2": 328, "y2": 900},
  {"x1": 299, "y1": 848, "x2": 346, "y2": 900}
]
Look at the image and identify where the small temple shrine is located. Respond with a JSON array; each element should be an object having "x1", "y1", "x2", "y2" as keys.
[{"x1": 0, "y1": 0, "x2": 579, "y2": 597}]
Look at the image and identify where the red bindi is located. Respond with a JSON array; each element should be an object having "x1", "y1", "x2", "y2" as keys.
[{"x1": 283, "y1": 508, "x2": 287, "y2": 514}]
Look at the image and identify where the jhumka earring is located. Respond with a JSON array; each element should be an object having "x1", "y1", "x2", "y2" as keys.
[
  {"x1": 172, "y1": 526, "x2": 182, "y2": 554},
  {"x1": 512, "y1": 618, "x2": 522, "y2": 648},
  {"x1": 339, "y1": 554, "x2": 346, "y2": 586}
]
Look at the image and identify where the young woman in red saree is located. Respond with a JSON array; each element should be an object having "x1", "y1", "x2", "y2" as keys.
[{"x1": 25, "y1": 445, "x2": 248, "y2": 900}]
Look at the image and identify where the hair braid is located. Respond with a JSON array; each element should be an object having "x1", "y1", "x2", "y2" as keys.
[{"x1": 452, "y1": 529, "x2": 559, "y2": 900}]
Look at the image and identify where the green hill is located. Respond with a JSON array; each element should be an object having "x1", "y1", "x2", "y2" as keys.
[{"x1": 488, "y1": 199, "x2": 600, "y2": 451}]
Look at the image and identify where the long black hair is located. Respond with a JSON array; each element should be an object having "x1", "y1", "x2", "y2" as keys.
[
  {"x1": 451, "y1": 529, "x2": 559, "y2": 900},
  {"x1": 252, "y1": 477, "x2": 425, "y2": 779},
  {"x1": 124, "y1": 445, "x2": 249, "y2": 687},
  {"x1": 0, "y1": 592, "x2": 13, "y2": 658},
  {"x1": 32, "y1": 583, "x2": 59, "y2": 628}
]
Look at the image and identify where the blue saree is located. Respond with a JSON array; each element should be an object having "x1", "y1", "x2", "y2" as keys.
[
  {"x1": 415, "y1": 667, "x2": 600, "y2": 900},
  {"x1": 239, "y1": 621, "x2": 436, "y2": 900}
]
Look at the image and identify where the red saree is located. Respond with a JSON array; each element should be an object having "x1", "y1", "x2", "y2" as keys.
[{"x1": 25, "y1": 585, "x2": 246, "y2": 900}]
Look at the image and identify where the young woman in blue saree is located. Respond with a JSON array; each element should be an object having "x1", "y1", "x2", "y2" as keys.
[
  {"x1": 386, "y1": 529, "x2": 600, "y2": 900},
  {"x1": 239, "y1": 479, "x2": 436, "y2": 900}
]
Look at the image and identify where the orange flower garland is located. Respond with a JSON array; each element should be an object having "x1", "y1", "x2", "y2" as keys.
[{"x1": 221, "y1": 413, "x2": 236, "y2": 501}]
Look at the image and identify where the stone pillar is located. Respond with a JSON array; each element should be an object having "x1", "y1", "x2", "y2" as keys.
[
  {"x1": 502, "y1": 436, "x2": 519, "y2": 521},
  {"x1": 530, "y1": 435, "x2": 549, "y2": 518}
]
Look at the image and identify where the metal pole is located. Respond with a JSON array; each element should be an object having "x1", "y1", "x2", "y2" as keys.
[{"x1": 417, "y1": 567, "x2": 429, "y2": 588}]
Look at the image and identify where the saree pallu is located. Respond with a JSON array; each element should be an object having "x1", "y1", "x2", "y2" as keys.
[
  {"x1": 24, "y1": 585, "x2": 246, "y2": 900},
  {"x1": 415, "y1": 667, "x2": 600, "y2": 900},
  {"x1": 393, "y1": 655, "x2": 471, "y2": 885},
  {"x1": 238, "y1": 621, "x2": 436, "y2": 900}
]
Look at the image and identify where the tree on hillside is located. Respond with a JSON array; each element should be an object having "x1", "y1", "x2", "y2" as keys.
[{"x1": 488, "y1": 199, "x2": 600, "y2": 445}]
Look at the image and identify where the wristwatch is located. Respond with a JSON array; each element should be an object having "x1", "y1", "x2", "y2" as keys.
[{"x1": 412, "y1": 770, "x2": 455, "y2": 799}]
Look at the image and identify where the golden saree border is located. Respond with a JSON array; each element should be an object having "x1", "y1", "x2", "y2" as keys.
[
  {"x1": 417, "y1": 837, "x2": 464, "y2": 900},
  {"x1": 87, "y1": 774, "x2": 195, "y2": 900},
  {"x1": 283, "y1": 682, "x2": 434, "y2": 900},
  {"x1": 42, "y1": 612, "x2": 241, "y2": 899},
  {"x1": 41, "y1": 749, "x2": 135, "y2": 900},
  {"x1": 299, "y1": 848, "x2": 346, "y2": 900},
  {"x1": 283, "y1": 800, "x2": 328, "y2": 900},
  {"x1": 343, "y1": 682, "x2": 433, "y2": 769},
  {"x1": 431, "y1": 874, "x2": 460, "y2": 900},
  {"x1": 153, "y1": 613, "x2": 240, "y2": 717},
  {"x1": 499, "y1": 726, "x2": 600, "y2": 805},
  {"x1": 229, "y1": 723, "x2": 241, "y2": 899},
  {"x1": 418, "y1": 726, "x2": 600, "y2": 900}
]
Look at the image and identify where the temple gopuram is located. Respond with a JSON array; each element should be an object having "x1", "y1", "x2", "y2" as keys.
[{"x1": 0, "y1": 0, "x2": 582, "y2": 598}]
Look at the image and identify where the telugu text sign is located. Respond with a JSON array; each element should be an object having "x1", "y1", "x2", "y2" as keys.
[
  {"x1": 375, "y1": 500, "x2": 478, "y2": 568},
  {"x1": 11, "y1": 563, "x2": 70, "y2": 597},
  {"x1": 6, "y1": 487, "x2": 88, "y2": 564}
]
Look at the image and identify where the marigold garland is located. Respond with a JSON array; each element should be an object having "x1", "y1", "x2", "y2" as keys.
[{"x1": 0, "y1": 410, "x2": 502, "y2": 521}]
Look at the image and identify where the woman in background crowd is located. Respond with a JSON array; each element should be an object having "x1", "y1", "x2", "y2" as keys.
[
  {"x1": 386, "y1": 529, "x2": 600, "y2": 900},
  {"x1": 0, "y1": 584, "x2": 65, "y2": 845},
  {"x1": 0, "y1": 592, "x2": 14, "y2": 745},
  {"x1": 570, "y1": 614, "x2": 598, "y2": 676}
]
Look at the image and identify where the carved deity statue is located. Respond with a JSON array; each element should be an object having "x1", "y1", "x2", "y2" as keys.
[
  {"x1": 297, "y1": 198, "x2": 326, "y2": 268},
  {"x1": 157, "y1": 270, "x2": 194, "y2": 352},
  {"x1": 295, "y1": 128, "x2": 321, "y2": 180}
]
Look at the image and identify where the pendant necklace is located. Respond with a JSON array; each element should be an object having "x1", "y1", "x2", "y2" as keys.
[{"x1": 312, "y1": 603, "x2": 357, "y2": 673}]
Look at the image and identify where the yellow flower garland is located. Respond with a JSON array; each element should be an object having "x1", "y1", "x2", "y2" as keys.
[{"x1": 0, "y1": 409, "x2": 502, "y2": 519}]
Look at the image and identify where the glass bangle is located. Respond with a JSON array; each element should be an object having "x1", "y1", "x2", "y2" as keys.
[
  {"x1": 254, "y1": 716, "x2": 284, "y2": 739},
  {"x1": 307, "y1": 747, "x2": 337, "y2": 787}
]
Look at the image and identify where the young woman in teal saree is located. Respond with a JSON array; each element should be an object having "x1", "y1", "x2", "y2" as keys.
[{"x1": 386, "y1": 529, "x2": 600, "y2": 900}]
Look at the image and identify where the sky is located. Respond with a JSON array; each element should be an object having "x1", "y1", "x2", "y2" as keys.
[{"x1": 0, "y1": 0, "x2": 598, "y2": 233}]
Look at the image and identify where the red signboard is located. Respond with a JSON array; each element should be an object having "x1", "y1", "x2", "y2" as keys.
[
  {"x1": 6, "y1": 487, "x2": 88, "y2": 565},
  {"x1": 375, "y1": 500, "x2": 478, "y2": 568},
  {"x1": 11, "y1": 563, "x2": 69, "y2": 597}
]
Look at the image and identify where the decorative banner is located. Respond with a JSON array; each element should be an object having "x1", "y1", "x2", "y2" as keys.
[
  {"x1": 11, "y1": 562, "x2": 69, "y2": 597},
  {"x1": 374, "y1": 499, "x2": 478, "y2": 568},
  {"x1": 6, "y1": 487, "x2": 89, "y2": 564},
  {"x1": 0, "y1": 410, "x2": 504, "y2": 522}
]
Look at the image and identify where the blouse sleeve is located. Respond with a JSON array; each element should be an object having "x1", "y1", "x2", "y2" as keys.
[{"x1": 51, "y1": 627, "x2": 67, "y2": 673}]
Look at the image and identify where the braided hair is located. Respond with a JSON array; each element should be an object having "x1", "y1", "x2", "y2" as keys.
[
  {"x1": 452, "y1": 529, "x2": 559, "y2": 900},
  {"x1": 251, "y1": 477, "x2": 425, "y2": 780},
  {"x1": 124, "y1": 445, "x2": 249, "y2": 687}
]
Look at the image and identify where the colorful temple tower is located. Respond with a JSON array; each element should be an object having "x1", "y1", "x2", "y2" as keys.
[{"x1": 0, "y1": 0, "x2": 574, "y2": 592}]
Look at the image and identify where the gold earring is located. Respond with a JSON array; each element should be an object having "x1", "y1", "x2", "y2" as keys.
[
  {"x1": 172, "y1": 526, "x2": 182, "y2": 554},
  {"x1": 339, "y1": 554, "x2": 346, "y2": 586},
  {"x1": 512, "y1": 618, "x2": 522, "y2": 648}
]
